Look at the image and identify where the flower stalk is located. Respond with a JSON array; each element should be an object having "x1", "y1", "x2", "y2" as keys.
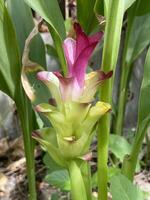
[
  {"x1": 80, "y1": 161, "x2": 92, "y2": 200},
  {"x1": 68, "y1": 160, "x2": 87, "y2": 200}
]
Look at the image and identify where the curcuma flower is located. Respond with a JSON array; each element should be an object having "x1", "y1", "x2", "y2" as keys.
[{"x1": 22, "y1": 23, "x2": 112, "y2": 166}]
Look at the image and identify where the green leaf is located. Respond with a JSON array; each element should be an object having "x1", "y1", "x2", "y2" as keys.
[
  {"x1": 24, "y1": 0, "x2": 67, "y2": 74},
  {"x1": 7, "y1": 0, "x2": 46, "y2": 67},
  {"x1": 43, "y1": 153, "x2": 63, "y2": 173},
  {"x1": 136, "y1": 0, "x2": 150, "y2": 16},
  {"x1": 0, "y1": 0, "x2": 21, "y2": 99},
  {"x1": 126, "y1": 13, "x2": 150, "y2": 64},
  {"x1": 138, "y1": 47, "x2": 150, "y2": 126},
  {"x1": 125, "y1": 0, "x2": 136, "y2": 11},
  {"x1": 94, "y1": 0, "x2": 136, "y2": 17},
  {"x1": 94, "y1": 0, "x2": 103, "y2": 15},
  {"x1": 22, "y1": 65, "x2": 51, "y2": 105},
  {"x1": 110, "y1": 174, "x2": 144, "y2": 200},
  {"x1": 92, "y1": 167, "x2": 120, "y2": 187},
  {"x1": 46, "y1": 44, "x2": 58, "y2": 59},
  {"x1": 109, "y1": 135, "x2": 131, "y2": 161},
  {"x1": 45, "y1": 170, "x2": 71, "y2": 191},
  {"x1": 24, "y1": 0, "x2": 65, "y2": 39},
  {"x1": 77, "y1": 0, "x2": 98, "y2": 34}
]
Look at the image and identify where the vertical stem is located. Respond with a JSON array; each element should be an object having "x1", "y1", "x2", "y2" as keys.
[
  {"x1": 114, "y1": 64, "x2": 131, "y2": 135},
  {"x1": 145, "y1": 134, "x2": 150, "y2": 163},
  {"x1": 114, "y1": 1, "x2": 140, "y2": 135},
  {"x1": 68, "y1": 160, "x2": 87, "y2": 200},
  {"x1": 16, "y1": 88, "x2": 37, "y2": 200},
  {"x1": 98, "y1": 1, "x2": 124, "y2": 200},
  {"x1": 81, "y1": 162, "x2": 92, "y2": 200}
]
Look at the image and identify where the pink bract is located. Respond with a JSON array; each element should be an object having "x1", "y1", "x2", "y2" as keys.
[{"x1": 63, "y1": 22, "x2": 103, "y2": 88}]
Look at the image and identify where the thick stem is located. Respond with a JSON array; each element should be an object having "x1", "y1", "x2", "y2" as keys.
[
  {"x1": 98, "y1": 1, "x2": 124, "y2": 200},
  {"x1": 16, "y1": 89, "x2": 37, "y2": 200},
  {"x1": 68, "y1": 160, "x2": 87, "y2": 200}
]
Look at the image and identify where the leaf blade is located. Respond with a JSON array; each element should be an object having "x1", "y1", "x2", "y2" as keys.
[{"x1": 7, "y1": 0, "x2": 46, "y2": 67}]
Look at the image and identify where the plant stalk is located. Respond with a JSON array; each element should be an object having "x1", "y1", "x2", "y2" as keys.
[
  {"x1": 81, "y1": 161, "x2": 92, "y2": 200},
  {"x1": 98, "y1": 1, "x2": 124, "y2": 200},
  {"x1": 114, "y1": 63, "x2": 131, "y2": 135},
  {"x1": 114, "y1": 0, "x2": 141, "y2": 135},
  {"x1": 68, "y1": 160, "x2": 87, "y2": 200},
  {"x1": 16, "y1": 88, "x2": 37, "y2": 200}
]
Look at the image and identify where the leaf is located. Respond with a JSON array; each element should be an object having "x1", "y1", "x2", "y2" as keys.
[
  {"x1": 136, "y1": 0, "x2": 150, "y2": 16},
  {"x1": 126, "y1": 13, "x2": 150, "y2": 64},
  {"x1": 77, "y1": 0, "x2": 98, "y2": 34},
  {"x1": 0, "y1": 0, "x2": 21, "y2": 99},
  {"x1": 24, "y1": 0, "x2": 67, "y2": 74},
  {"x1": 22, "y1": 65, "x2": 51, "y2": 105},
  {"x1": 138, "y1": 47, "x2": 150, "y2": 126},
  {"x1": 110, "y1": 174, "x2": 144, "y2": 200},
  {"x1": 45, "y1": 170, "x2": 71, "y2": 191},
  {"x1": 109, "y1": 135, "x2": 131, "y2": 161},
  {"x1": 7, "y1": 0, "x2": 46, "y2": 67},
  {"x1": 46, "y1": 44, "x2": 58, "y2": 59},
  {"x1": 43, "y1": 153, "x2": 63, "y2": 173},
  {"x1": 94, "y1": 0, "x2": 107, "y2": 17},
  {"x1": 94, "y1": 0, "x2": 136, "y2": 17},
  {"x1": 92, "y1": 167, "x2": 120, "y2": 187},
  {"x1": 125, "y1": 0, "x2": 136, "y2": 11},
  {"x1": 20, "y1": 24, "x2": 52, "y2": 106},
  {"x1": 24, "y1": 0, "x2": 65, "y2": 39}
]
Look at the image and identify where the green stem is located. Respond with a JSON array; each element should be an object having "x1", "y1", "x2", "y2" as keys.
[
  {"x1": 81, "y1": 162, "x2": 92, "y2": 200},
  {"x1": 98, "y1": 1, "x2": 124, "y2": 200},
  {"x1": 114, "y1": 1, "x2": 141, "y2": 135},
  {"x1": 114, "y1": 63, "x2": 131, "y2": 135},
  {"x1": 68, "y1": 160, "x2": 87, "y2": 200},
  {"x1": 16, "y1": 88, "x2": 37, "y2": 200},
  {"x1": 122, "y1": 120, "x2": 150, "y2": 180},
  {"x1": 145, "y1": 134, "x2": 150, "y2": 163}
]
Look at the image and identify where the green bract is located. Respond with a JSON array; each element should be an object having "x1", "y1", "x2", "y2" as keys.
[{"x1": 34, "y1": 101, "x2": 110, "y2": 161}]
